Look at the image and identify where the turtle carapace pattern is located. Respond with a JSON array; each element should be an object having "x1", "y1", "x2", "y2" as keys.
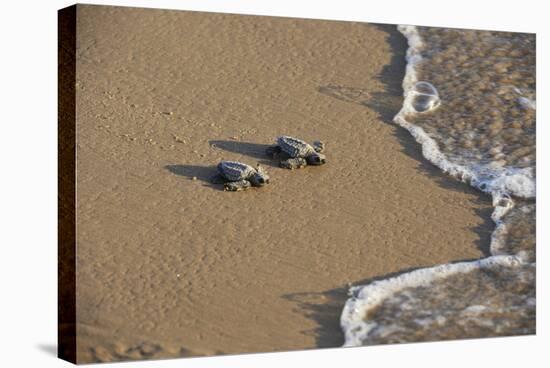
[
  {"x1": 266, "y1": 136, "x2": 326, "y2": 169},
  {"x1": 216, "y1": 160, "x2": 270, "y2": 191}
]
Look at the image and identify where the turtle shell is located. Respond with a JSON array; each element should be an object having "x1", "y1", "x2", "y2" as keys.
[
  {"x1": 277, "y1": 136, "x2": 316, "y2": 158},
  {"x1": 217, "y1": 161, "x2": 256, "y2": 181}
]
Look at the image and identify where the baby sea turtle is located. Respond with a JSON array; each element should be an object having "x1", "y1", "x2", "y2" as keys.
[
  {"x1": 266, "y1": 136, "x2": 326, "y2": 169},
  {"x1": 215, "y1": 160, "x2": 270, "y2": 191}
]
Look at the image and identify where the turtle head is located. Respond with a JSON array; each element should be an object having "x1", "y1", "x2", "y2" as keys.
[
  {"x1": 306, "y1": 152, "x2": 326, "y2": 165},
  {"x1": 250, "y1": 164, "x2": 270, "y2": 186}
]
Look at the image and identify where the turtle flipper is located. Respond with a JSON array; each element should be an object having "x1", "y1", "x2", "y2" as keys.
[
  {"x1": 265, "y1": 145, "x2": 282, "y2": 158},
  {"x1": 224, "y1": 179, "x2": 251, "y2": 191},
  {"x1": 210, "y1": 173, "x2": 226, "y2": 185},
  {"x1": 280, "y1": 157, "x2": 307, "y2": 170},
  {"x1": 313, "y1": 140, "x2": 325, "y2": 153}
]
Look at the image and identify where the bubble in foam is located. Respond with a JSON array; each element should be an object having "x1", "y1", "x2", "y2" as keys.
[{"x1": 410, "y1": 81, "x2": 440, "y2": 113}]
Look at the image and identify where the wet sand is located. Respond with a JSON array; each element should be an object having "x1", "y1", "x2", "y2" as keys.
[{"x1": 73, "y1": 5, "x2": 494, "y2": 363}]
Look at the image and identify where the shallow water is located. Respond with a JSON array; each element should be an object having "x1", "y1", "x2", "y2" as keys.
[{"x1": 341, "y1": 26, "x2": 536, "y2": 346}]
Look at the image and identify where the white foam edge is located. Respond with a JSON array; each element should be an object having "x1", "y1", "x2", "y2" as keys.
[{"x1": 340, "y1": 255, "x2": 528, "y2": 347}]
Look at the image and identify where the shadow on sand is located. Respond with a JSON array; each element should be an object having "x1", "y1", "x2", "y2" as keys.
[
  {"x1": 209, "y1": 140, "x2": 279, "y2": 168},
  {"x1": 165, "y1": 164, "x2": 224, "y2": 190},
  {"x1": 287, "y1": 24, "x2": 494, "y2": 348}
]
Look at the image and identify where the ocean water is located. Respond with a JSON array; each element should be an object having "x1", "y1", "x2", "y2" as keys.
[{"x1": 341, "y1": 25, "x2": 536, "y2": 346}]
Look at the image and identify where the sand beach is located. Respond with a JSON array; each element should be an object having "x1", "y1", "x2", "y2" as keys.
[{"x1": 69, "y1": 5, "x2": 498, "y2": 363}]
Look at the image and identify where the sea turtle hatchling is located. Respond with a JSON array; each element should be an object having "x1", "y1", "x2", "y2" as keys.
[
  {"x1": 215, "y1": 160, "x2": 270, "y2": 191},
  {"x1": 266, "y1": 136, "x2": 326, "y2": 169}
]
